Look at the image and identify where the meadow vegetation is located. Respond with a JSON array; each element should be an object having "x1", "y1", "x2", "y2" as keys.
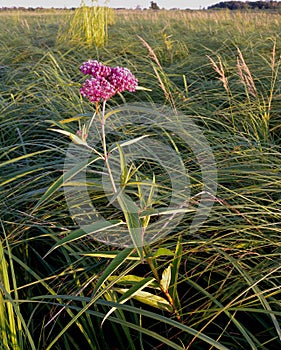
[{"x1": 1, "y1": 8, "x2": 281, "y2": 349}]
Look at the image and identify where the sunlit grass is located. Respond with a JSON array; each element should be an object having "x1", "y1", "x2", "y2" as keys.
[{"x1": 57, "y1": 1, "x2": 115, "y2": 47}]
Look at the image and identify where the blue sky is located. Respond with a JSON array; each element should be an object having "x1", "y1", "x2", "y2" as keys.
[{"x1": 0, "y1": 0, "x2": 233, "y2": 10}]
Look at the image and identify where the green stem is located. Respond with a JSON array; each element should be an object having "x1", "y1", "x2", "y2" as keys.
[
  {"x1": 101, "y1": 100, "x2": 117, "y2": 194},
  {"x1": 87, "y1": 110, "x2": 97, "y2": 132},
  {"x1": 144, "y1": 247, "x2": 181, "y2": 321}
]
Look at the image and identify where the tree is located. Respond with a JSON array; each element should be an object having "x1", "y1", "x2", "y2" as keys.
[
  {"x1": 208, "y1": 1, "x2": 281, "y2": 10},
  {"x1": 150, "y1": 1, "x2": 160, "y2": 10}
]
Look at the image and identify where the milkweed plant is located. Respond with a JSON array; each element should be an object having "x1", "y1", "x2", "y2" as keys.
[{"x1": 47, "y1": 60, "x2": 186, "y2": 320}]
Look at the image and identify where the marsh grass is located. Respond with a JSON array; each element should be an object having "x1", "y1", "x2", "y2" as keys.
[
  {"x1": 57, "y1": 1, "x2": 115, "y2": 47},
  {"x1": 0, "y1": 8, "x2": 281, "y2": 350}
]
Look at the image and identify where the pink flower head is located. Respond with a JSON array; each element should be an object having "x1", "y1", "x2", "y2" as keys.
[
  {"x1": 108, "y1": 66, "x2": 138, "y2": 93},
  {"x1": 80, "y1": 60, "x2": 138, "y2": 103},
  {"x1": 80, "y1": 60, "x2": 112, "y2": 78},
  {"x1": 80, "y1": 77, "x2": 115, "y2": 103}
]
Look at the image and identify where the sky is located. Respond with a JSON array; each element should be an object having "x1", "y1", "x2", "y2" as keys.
[{"x1": 0, "y1": 0, "x2": 237, "y2": 10}]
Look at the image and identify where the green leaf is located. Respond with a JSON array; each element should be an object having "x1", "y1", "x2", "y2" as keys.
[
  {"x1": 170, "y1": 235, "x2": 182, "y2": 310},
  {"x1": 70, "y1": 251, "x2": 139, "y2": 260},
  {"x1": 135, "y1": 85, "x2": 152, "y2": 91},
  {"x1": 92, "y1": 248, "x2": 134, "y2": 296},
  {"x1": 108, "y1": 275, "x2": 160, "y2": 289},
  {"x1": 48, "y1": 128, "x2": 88, "y2": 146},
  {"x1": 118, "y1": 135, "x2": 149, "y2": 148},
  {"x1": 45, "y1": 119, "x2": 73, "y2": 132},
  {"x1": 138, "y1": 173, "x2": 156, "y2": 228},
  {"x1": 44, "y1": 220, "x2": 123, "y2": 257},
  {"x1": 115, "y1": 288, "x2": 173, "y2": 313},
  {"x1": 109, "y1": 274, "x2": 149, "y2": 284},
  {"x1": 116, "y1": 142, "x2": 128, "y2": 185},
  {"x1": 60, "y1": 115, "x2": 89, "y2": 124},
  {"x1": 152, "y1": 247, "x2": 174, "y2": 258},
  {"x1": 109, "y1": 135, "x2": 149, "y2": 154},
  {"x1": 0, "y1": 150, "x2": 49, "y2": 169},
  {"x1": 104, "y1": 108, "x2": 121, "y2": 121},
  {"x1": 33, "y1": 155, "x2": 101, "y2": 211},
  {"x1": 160, "y1": 265, "x2": 171, "y2": 293},
  {"x1": 101, "y1": 277, "x2": 154, "y2": 326},
  {"x1": 117, "y1": 192, "x2": 143, "y2": 258},
  {"x1": 139, "y1": 207, "x2": 193, "y2": 217},
  {"x1": 146, "y1": 173, "x2": 156, "y2": 207}
]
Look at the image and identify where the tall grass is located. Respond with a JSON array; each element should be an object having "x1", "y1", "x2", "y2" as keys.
[
  {"x1": 0, "y1": 8, "x2": 281, "y2": 349},
  {"x1": 57, "y1": 1, "x2": 115, "y2": 47}
]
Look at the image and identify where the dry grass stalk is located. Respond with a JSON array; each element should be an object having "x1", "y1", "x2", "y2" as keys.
[
  {"x1": 270, "y1": 39, "x2": 277, "y2": 71},
  {"x1": 138, "y1": 35, "x2": 176, "y2": 109},
  {"x1": 207, "y1": 55, "x2": 229, "y2": 94},
  {"x1": 137, "y1": 35, "x2": 162, "y2": 69},
  {"x1": 237, "y1": 47, "x2": 257, "y2": 97},
  {"x1": 152, "y1": 65, "x2": 170, "y2": 102}
]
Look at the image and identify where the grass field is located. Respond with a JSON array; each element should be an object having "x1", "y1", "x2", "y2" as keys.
[{"x1": 1, "y1": 8, "x2": 281, "y2": 350}]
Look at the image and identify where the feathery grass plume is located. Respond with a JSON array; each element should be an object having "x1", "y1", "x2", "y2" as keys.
[
  {"x1": 207, "y1": 55, "x2": 229, "y2": 94},
  {"x1": 138, "y1": 35, "x2": 176, "y2": 109},
  {"x1": 237, "y1": 47, "x2": 257, "y2": 98},
  {"x1": 57, "y1": 0, "x2": 114, "y2": 47}
]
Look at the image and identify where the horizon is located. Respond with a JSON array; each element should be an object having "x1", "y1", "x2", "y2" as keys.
[
  {"x1": 0, "y1": 0, "x2": 236, "y2": 11},
  {"x1": 0, "y1": 0, "x2": 268, "y2": 11}
]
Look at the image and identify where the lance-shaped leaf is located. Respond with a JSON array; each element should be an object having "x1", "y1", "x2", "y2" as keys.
[
  {"x1": 92, "y1": 248, "x2": 134, "y2": 297},
  {"x1": 135, "y1": 85, "x2": 152, "y2": 91},
  {"x1": 108, "y1": 274, "x2": 160, "y2": 289},
  {"x1": 117, "y1": 191, "x2": 143, "y2": 259},
  {"x1": 48, "y1": 128, "x2": 88, "y2": 146},
  {"x1": 152, "y1": 247, "x2": 174, "y2": 258},
  {"x1": 115, "y1": 288, "x2": 173, "y2": 313},
  {"x1": 109, "y1": 135, "x2": 149, "y2": 154},
  {"x1": 33, "y1": 155, "x2": 101, "y2": 211},
  {"x1": 160, "y1": 265, "x2": 171, "y2": 293},
  {"x1": 116, "y1": 142, "x2": 128, "y2": 186},
  {"x1": 101, "y1": 277, "x2": 155, "y2": 326},
  {"x1": 170, "y1": 235, "x2": 182, "y2": 312},
  {"x1": 44, "y1": 220, "x2": 123, "y2": 257}
]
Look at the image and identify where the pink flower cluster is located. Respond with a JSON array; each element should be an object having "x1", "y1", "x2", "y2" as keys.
[{"x1": 80, "y1": 60, "x2": 138, "y2": 103}]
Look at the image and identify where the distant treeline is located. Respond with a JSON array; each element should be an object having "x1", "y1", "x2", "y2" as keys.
[
  {"x1": 0, "y1": 7, "x2": 74, "y2": 11},
  {"x1": 208, "y1": 1, "x2": 281, "y2": 10}
]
